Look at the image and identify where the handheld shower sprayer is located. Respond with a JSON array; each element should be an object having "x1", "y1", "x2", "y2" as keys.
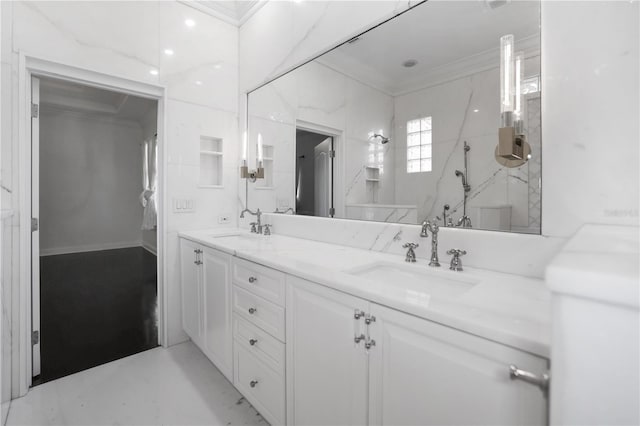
[{"x1": 455, "y1": 170, "x2": 470, "y2": 193}]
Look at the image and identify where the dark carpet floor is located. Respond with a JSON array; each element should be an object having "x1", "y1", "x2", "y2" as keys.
[{"x1": 36, "y1": 247, "x2": 158, "y2": 385}]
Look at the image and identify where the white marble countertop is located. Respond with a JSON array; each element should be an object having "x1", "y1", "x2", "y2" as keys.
[
  {"x1": 546, "y1": 224, "x2": 639, "y2": 309},
  {"x1": 179, "y1": 228, "x2": 551, "y2": 358}
]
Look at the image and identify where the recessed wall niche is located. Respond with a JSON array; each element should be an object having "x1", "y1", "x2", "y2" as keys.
[{"x1": 199, "y1": 136, "x2": 223, "y2": 188}]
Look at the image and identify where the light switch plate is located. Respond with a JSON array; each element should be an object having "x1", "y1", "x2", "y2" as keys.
[{"x1": 173, "y1": 198, "x2": 195, "y2": 213}]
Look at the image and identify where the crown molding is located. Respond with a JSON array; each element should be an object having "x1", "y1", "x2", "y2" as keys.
[
  {"x1": 318, "y1": 34, "x2": 540, "y2": 98},
  {"x1": 177, "y1": 0, "x2": 268, "y2": 27}
]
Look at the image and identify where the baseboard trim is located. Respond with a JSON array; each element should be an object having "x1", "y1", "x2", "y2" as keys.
[
  {"x1": 40, "y1": 241, "x2": 143, "y2": 257},
  {"x1": 142, "y1": 241, "x2": 157, "y2": 256}
]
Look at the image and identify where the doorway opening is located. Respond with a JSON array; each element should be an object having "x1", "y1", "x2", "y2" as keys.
[
  {"x1": 32, "y1": 76, "x2": 160, "y2": 385},
  {"x1": 295, "y1": 129, "x2": 335, "y2": 217}
]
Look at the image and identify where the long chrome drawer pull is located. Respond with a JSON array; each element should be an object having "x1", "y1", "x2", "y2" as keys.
[{"x1": 509, "y1": 365, "x2": 549, "y2": 391}]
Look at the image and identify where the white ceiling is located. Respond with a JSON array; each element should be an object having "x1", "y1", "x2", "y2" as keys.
[
  {"x1": 39, "y1": 78, "x2": 156, "y2": 123},
  {"x1": 319, "y1": 0, "x2": 541, "y2": 95}
]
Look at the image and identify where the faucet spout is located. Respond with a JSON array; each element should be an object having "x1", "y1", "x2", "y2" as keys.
[
  {"x1": 420, "y1": 219, "x2": 440, "y2": 267},
  {"x1": 241, "y1": 207, "x2": 263, "y2": 234}
]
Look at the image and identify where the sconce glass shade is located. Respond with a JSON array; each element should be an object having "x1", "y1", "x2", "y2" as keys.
[
  {"x1": 257, "y1": 133, "x2": 264, "y2": 165},
  {"x1": 500, "y1": 34, "x2": 515, "y2": 115},
  {"x1": 242, "y1": 131, "x2": 247, "y2": 162},
  {"x1": 514, "y1": 51, "x2": 524, "y2": 121}
]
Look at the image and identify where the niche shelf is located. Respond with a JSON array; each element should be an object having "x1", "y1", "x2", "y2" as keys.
[
  {"x1": 199, "y1": 136, "x2": 223, "y2": 188},
  {"x1": 365, "y1": 166, "x2": 380, "y2": 203}
]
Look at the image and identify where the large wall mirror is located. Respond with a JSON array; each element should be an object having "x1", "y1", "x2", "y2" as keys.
[{"x1": 244, "y1": 0, "x2": 541, "y2": 234}]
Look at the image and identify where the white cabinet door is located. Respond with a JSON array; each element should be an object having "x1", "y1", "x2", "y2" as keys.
[
  {"x1": 368, "y1": 303, "x2": 548, "y2": 426},
  {"x1": 201, "y1": 247, "x2": 233, "y2": 381},
  {"x1": 180, "y1": 239, "x2": 202, "y2": 346},
  {"x1": 286, "y1": 276, "x2": 369, "y2": 426}
]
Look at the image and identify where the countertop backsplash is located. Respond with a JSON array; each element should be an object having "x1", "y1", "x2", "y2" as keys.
[{"x1": 261, "y1": 213, "x2": 566, "y2": 279}]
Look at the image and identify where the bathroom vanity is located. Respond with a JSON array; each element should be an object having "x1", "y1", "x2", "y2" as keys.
[{"x1": 179, "y1": 229, "x2": 550, "y2": 425}]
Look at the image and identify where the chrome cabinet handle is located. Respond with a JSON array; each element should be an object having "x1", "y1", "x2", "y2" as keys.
[
  {"x1": 354, "y1": 309, "x2": 364, "y2": 320},
  {"x1": 248, "y1": 307, "x2": 257, "y2": 315},
  {"x1": 509, "y1": 365, "x2": 549, "y2": 392},
  {"x1": 249, "y1": 380, "x2": 258, "y2": 388},
  {"x1": 365, "y1": 314, "x2": 376, "y2": 325},
  {"x1": 365, "y1": 338, "x2": 376, "y2": 350},
  {"x1": 249, "y1": 339, "x2": 258, "y2": 346},
  {"x1": 354, "y1": 334, "x2": 365, "y2": 344},
  {"x1": 248, "y1": 276, "x2": 258, "y2": 283}
]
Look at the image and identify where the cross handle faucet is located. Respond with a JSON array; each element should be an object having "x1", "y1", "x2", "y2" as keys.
[
  {"x1": 447, "y1": 249, "x2": 467, "y2": 271},
  {"x1": 402, "y1": 243, "x2": 419, "y2": 263}
]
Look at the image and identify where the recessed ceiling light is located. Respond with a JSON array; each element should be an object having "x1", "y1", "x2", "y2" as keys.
[
  {"x1": 473, "y1": 109, "x2": 479, "y2": 113},
  {"x1": 164, "y1": 48, "x2": 174, "y2": 56},
  {"x1": 213, "y1": 63, "x2": 223, "y2": 70},
  {"x1": 195, "y1": 80, "x2": 203, "y2": 86},
  {"x1": 185, "y1": 19, "x2": 196, "y2": 28},
  {"x1": 402, "y1": 59, "x2": 418, "y2": 68},
  {"x1": 150, "y1": 69, "x2": 159, "y2": 76}
]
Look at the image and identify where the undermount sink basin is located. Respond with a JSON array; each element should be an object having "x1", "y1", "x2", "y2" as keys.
[
  {"x1": 212, "y1": 233, "x2": 259, "y2": 240},
  {"x1": 345, "y1": 261, "x2": 479, "y2": 303}
]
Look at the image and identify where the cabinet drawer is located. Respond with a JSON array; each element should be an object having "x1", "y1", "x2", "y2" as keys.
[
  {"x1": 234, "y1": 314, "x2": 285, "y2": 375},
  {"x1": 233, "y1": 286, "x2": 285, "y2": 342},
  {"x1": 234, "y1": 343, "x2": 285, "y2": 426},
  {"x1": 233, "y1": 258, "x2": 285, "y2": 306}
]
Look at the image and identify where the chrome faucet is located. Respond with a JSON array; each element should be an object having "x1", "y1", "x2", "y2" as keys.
[
  {"x1": 241, "y1": 207, "x2": 263, "y2": 234},
  {"x1": 274, "y1": 207, "x2": 294, "y2": 214},
  {"x1": 456, "y1": 215, "x2": 472, "y2": 228},
  {"x1": 437, "y1": 204, "x2": 454, "y2": 227},
  {"x1": 420, "y1": 219, "x2": 440, "y2": 267}
]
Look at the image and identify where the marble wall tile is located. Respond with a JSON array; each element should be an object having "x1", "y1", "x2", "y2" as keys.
[
  {"x1": 159, "y1": 2, "x2": 238, "y2": 113},
  {"x1": 297, "y1": 61, "x2": 347, "y2": 131},
  {"x1": 12, "y1": 1, "x2": 161, "y2": 84},
  {"x1": 541, "y1": 1, "x2": 639, "y2": 237},
  {"x1": 394, "y1": 64, "x2": 541, "y2": 230},
  {"x1": 240, "y1": 0, "x2": 411, "y2": 92}
]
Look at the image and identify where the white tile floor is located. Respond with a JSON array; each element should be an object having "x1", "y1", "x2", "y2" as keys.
[{"x1": 7, "y1": 342, "x2": 267, "y2": 425}]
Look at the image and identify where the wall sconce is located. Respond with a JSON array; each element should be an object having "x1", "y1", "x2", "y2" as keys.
[
  {"x1": 240, "y1": 132, "x2": 265, "y2": 182},
  {"x1": 495, "y1": 34, "x2": 531, "y2": 168}
]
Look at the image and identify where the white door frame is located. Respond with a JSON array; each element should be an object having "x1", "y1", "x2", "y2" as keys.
[
  {"x1": 295, "y1": 120, "x2": 344, "y2": 218},
  {"x1": 17, "y1": 54, "x2": 168, "y2": 395}
]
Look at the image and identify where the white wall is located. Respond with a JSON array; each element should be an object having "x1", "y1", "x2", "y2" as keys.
[
  {"x1": 541, "y1": 1, "x2": 639, "y2": 238},
  {"x1": 1, "y1": 0, "x2": 240, "y2": 356},
  {"x1": 39, "y1": 109, "x2": 143, "y2": 255}
]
